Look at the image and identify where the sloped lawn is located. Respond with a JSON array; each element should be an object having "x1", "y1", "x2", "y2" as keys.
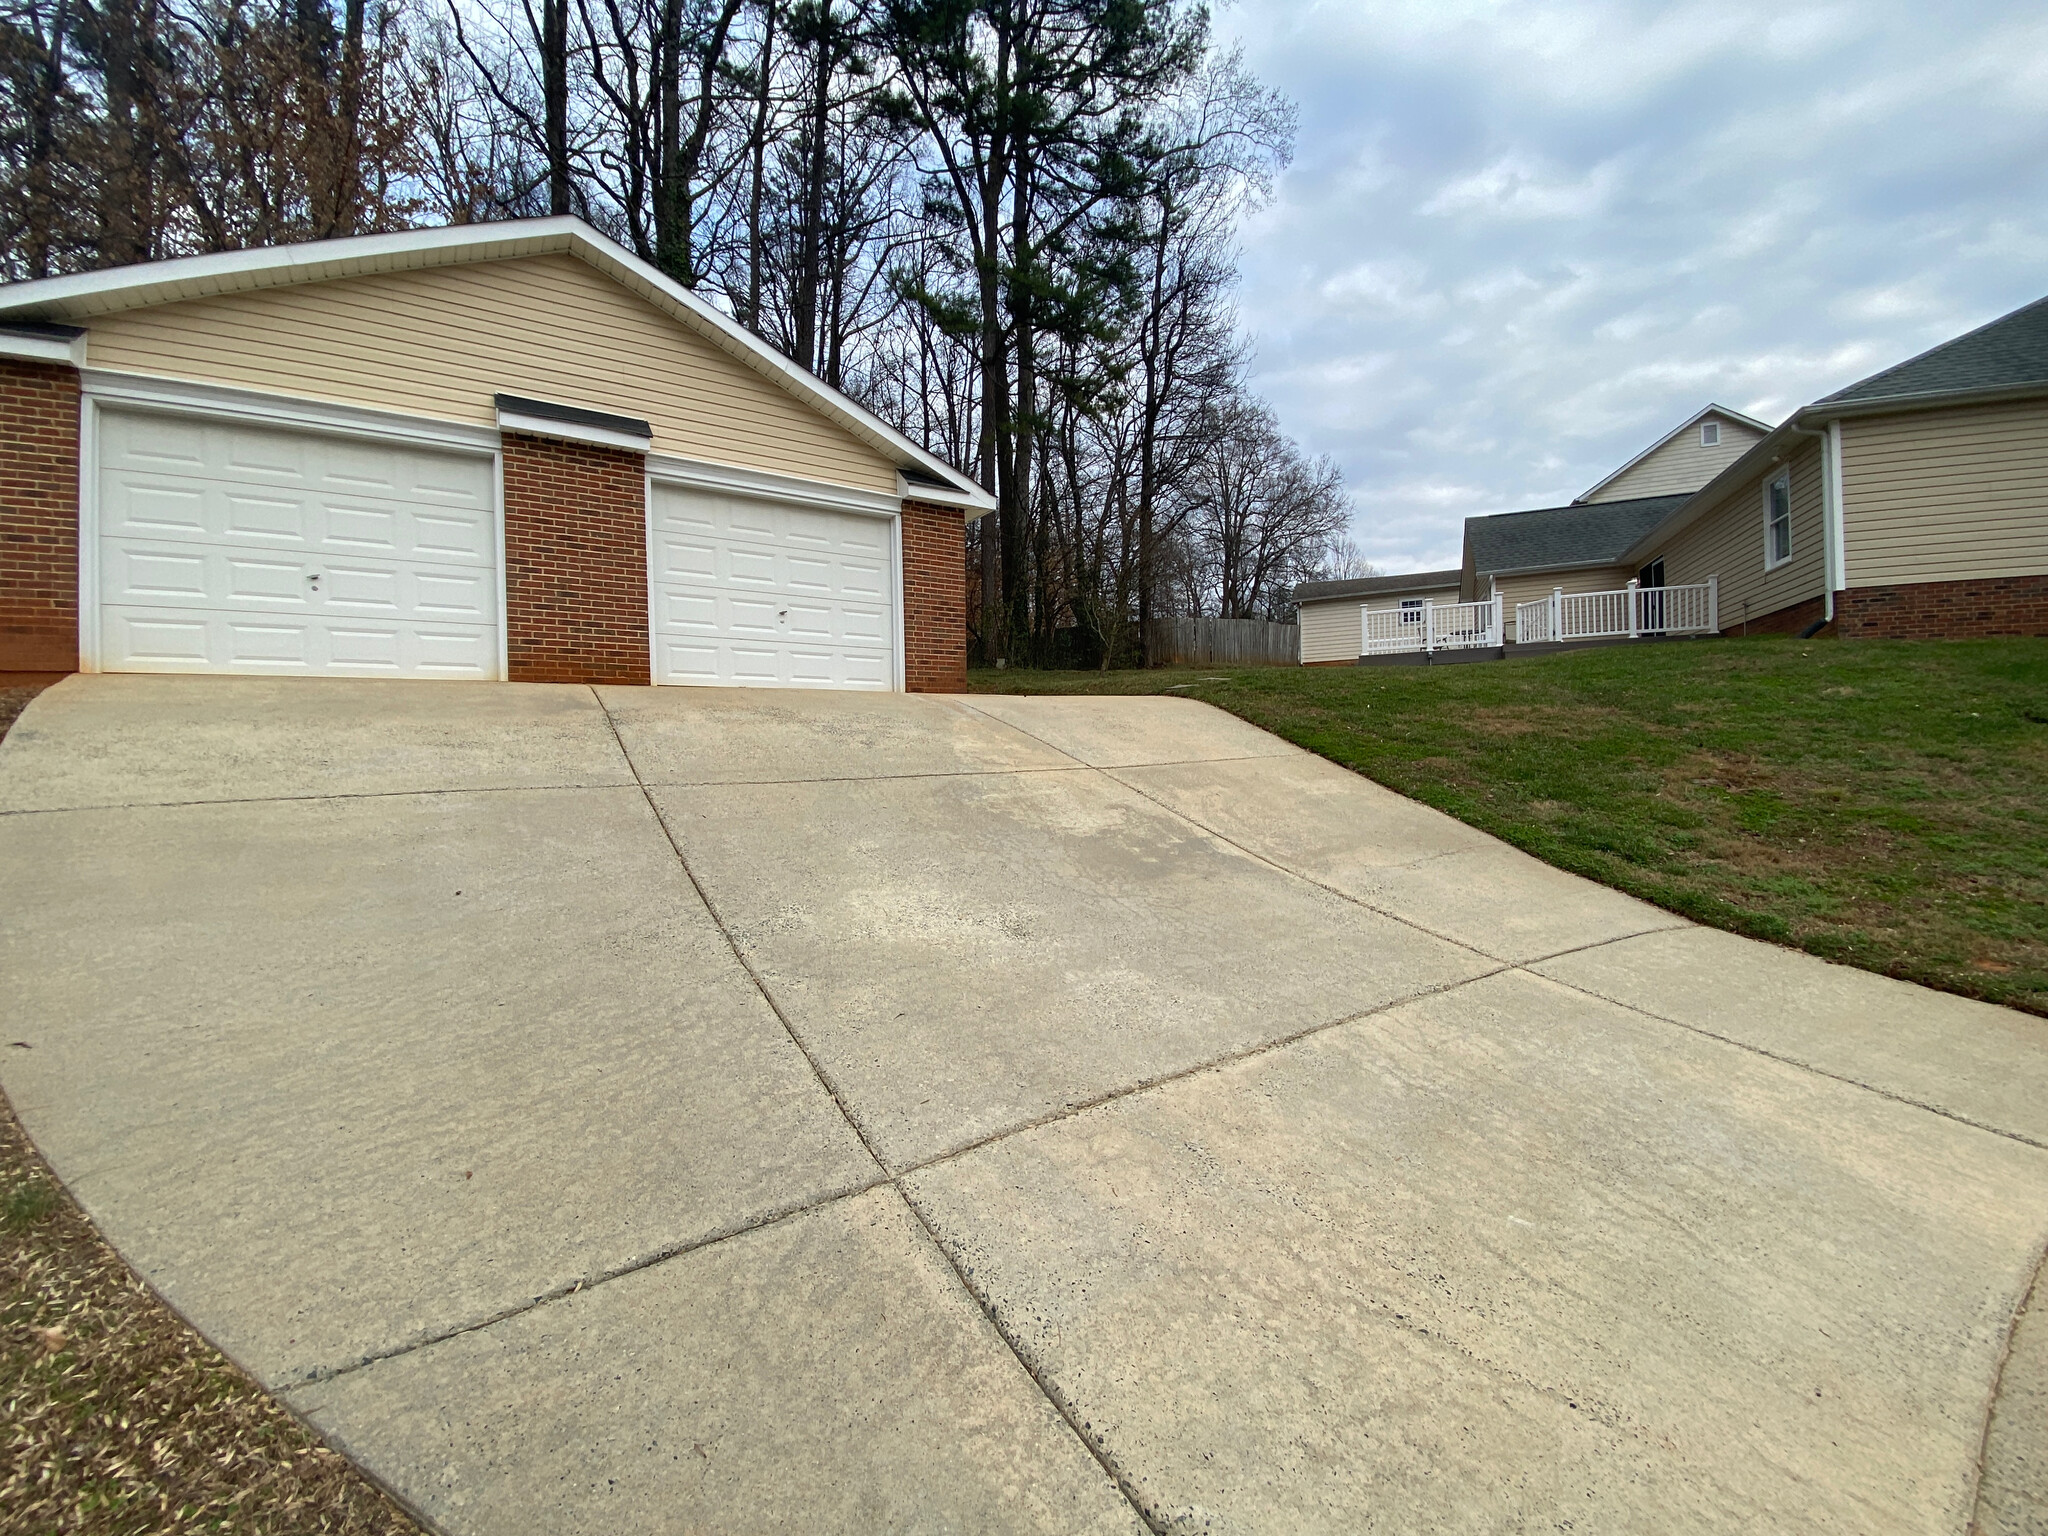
[{"x1": 974, "y1": 637, "x2": 2048, "y2": 1016}]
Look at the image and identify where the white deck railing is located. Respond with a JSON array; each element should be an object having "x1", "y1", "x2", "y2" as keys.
[
  {"x1": 1514, "y1": 577, "x2": 1718, "y2": 645},
  {"x1": 1362, "y1": 595, "x2": 1503, "y2": 656}
]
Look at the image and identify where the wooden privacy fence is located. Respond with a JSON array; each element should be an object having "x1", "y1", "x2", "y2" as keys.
[{"x1": 1147, "y1": 616, "x2": 1300, "y2": 666}]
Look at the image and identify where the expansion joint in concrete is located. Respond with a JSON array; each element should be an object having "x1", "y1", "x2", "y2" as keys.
[
  {"x1": 586, "y1": 686, "x2": 1172, "y2": 1535},
  {"x1": 956, "y1": 702, "x2": 2048, "y2": 1159}
]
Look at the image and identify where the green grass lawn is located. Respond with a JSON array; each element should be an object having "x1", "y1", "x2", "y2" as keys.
[{"x1": 973, "y1": 637, "x2": 2048, "y2": 1016}]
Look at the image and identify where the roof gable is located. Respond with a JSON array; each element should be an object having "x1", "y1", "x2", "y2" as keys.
[
  {"x1": 1578, "y1": 403, "x2": 1772, "y2": 504},
  {"x1": 0, "y1": 217, "x2": 992, "y2": 509}
]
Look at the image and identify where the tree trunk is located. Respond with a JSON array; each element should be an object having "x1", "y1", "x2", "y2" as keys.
[
  {"x1": 22, "y1": 0, "x2": 70, "y2": 279},
  {"x1": 543, "y1": 0, "x2": 570, "y2": 216},
  {"x1": 743, "y1": 0, "x2": 775, "y2": 331}
]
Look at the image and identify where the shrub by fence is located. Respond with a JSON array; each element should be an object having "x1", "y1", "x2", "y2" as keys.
[{"x1": 1147, "y1": 616, "x2": 1300, "y2": 666}]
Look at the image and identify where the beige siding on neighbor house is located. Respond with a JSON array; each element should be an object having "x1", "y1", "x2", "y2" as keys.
[
  {"x1": 1299, "y1": 588, "x2": 1459, "y2": 661},
  {"x1": 83, "y1": 254, "x2": 900, "y2": 494},
  {"x1": 1490, "y1": 566, "x2": 1633, "y2": 640},
  {"x1": 1840, "y1": 398, "x2": 2048, "y2": 587},
  {"x1": 1589, "y1": 414, "x2": 1768, "y2": 502},
  {"x1": 1644, "y1": 438, "x2": 1826, "y2": 628}
]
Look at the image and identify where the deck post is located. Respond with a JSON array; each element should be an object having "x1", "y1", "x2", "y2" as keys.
[
  {"x1": 1626, "y1": 578, "x2": 1640, "y2": 640},
  {"x1": 1551, "y1": 587, "x2": 1563, "y2": 644},
  {"x1": 1423, "y1": 599, "x2": 1435, "y2": 653},
  {"x1": 1707, "y1": 574, "x2": 1719, "y2": 635}
]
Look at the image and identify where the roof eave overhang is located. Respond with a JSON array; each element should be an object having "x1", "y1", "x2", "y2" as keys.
[
  {"x1": 1806, "y1": 378, "x2": 2048, "y2": 422},
  {"x1": 0, "y1": 217, "x2": 997, "y2": 511},
  {"x1": 1475, "y1": 555, "x2": 1637, "y2": 580}
]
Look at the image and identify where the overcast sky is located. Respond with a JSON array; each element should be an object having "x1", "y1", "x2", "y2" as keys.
[{"x1": 1213, "y1": 0, "x2": 2048, "y2": 573}]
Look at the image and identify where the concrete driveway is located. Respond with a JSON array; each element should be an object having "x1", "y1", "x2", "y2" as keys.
[{"x1": 2, "y1": 675, "x2": 2045, "y2": 1534}]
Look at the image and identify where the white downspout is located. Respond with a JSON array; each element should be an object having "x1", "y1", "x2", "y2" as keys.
[{"x1": 1822, "y1": 419, "x2": 1846, "y2": 624}]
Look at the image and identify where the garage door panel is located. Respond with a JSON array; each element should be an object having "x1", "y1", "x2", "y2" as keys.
[
  {"x1": 111, "y1": 411, "x2": 209, "y2": 470},
  {"x1": 101, "y1": 606, "x2": 497, "y2": 677},
  {"x1": 111, "y1": 477, "x2": 209, "y2": 534},
  {"x1": 650, "y1": 482, "x2": 898, "y2": 690},
  {"x1": 106, "y1": 478, "x2": 493, "y2": 569},
  {"x1": 226, "y1": 556, "x2": 305, "y2": 603},
  {"x1": 97, "y1": 408, "x2": 499, "y2": 680}
]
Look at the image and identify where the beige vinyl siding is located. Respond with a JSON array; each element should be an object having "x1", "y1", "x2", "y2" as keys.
[
  {"x1": 1299, "y1": 588, "x2": 1459, "y2": 662},
  {"x1": 1644, "y1": 439, "x2": 1825, "y2": 629},
  {"x1": 1590, "y1": 415, "x2": 1768, "y2": 502},
  {"x1": 1299, "y1": 598, "x2": 1362, "y2": 663},
  {"x1": 1840, "y1": 398, "x2": 2048, "y2": 587},
  {"x1": 84, "y1": 254, "x2": 899, "y2": 494},
  {"x1": 1490, "y1": 566, "x2": 1632, "y2": 640}
]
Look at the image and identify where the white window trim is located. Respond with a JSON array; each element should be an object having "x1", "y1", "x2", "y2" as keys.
[
  {"x1": 1700, "y1": 422, "x2": 1720, "y2": 446},
  {"x1": 76, "y1": 372, "x2": 507, "y2": 679},
  {"x1": 1762, "y1": 469, "x2": 1793, "y2": 571}
]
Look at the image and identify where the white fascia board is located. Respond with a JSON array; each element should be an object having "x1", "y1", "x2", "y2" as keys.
[
  {"x1": 0, "y1": 216, "x2": 999, "y2": 511},
  {"x1": 496, "y1": 405, "x2": 650, "y2": 453},
  {"x1": 648, "y1": 450, "x2": 901, "y2": 517},
  {"x1": 1803, "y1": 379, "x2": 2048, "y2": 422},
  {"x1": 0, "y1": 329, "x2": 85, "y2": 365}
]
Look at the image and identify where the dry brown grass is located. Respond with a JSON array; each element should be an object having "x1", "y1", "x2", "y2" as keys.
[{"x1": 0, "y1": 1091, "x2": 420, "y2": 1536}]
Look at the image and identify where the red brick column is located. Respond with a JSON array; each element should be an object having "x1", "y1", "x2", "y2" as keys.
[
  {"x1": 0, "y1": 359, "x2": 80, "y2": 672},
  {"x1": 1836, "y1": 576, "x2": 2048, "y2": 638},
  {"x1": 901, "y1": 499, "x2": 967, "y2": 692},
  {"x1": 501, "y1": 432, "x2": 650, "y2": 685}
]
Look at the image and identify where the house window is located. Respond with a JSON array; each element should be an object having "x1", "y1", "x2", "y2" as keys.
[
  {"x1": 1400, "y1": 598, "x2": 1425, "y2": 624},
  {"x1": 1764, "y1": 471, "x2": 1792, "y2": 569},
  {"x1": 1700, "y1": 422, "x2": 1720, "y2": 447}
]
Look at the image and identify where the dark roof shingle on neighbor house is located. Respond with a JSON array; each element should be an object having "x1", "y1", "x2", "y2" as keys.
[
  {"x1": 1464, "y1": 493, "x2": 1691, "y2": 576},
  {"x1": 1294, "y1": 568, "x2": 1462, "y2": 603},
  {"x1": 1819, "y1": 293, "x2": 2048, "y2": 407}
]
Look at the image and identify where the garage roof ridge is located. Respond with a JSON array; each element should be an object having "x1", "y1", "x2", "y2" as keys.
[{"x1": 0, "y1": 217, "x2": 996, "y2": 513}]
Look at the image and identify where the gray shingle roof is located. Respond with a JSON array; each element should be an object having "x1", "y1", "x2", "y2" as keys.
[
  {"x1": 1465, "y1": 494, "x2": 1691, "y2": 576},
  {"x1": 1295, "y1": 568, "x2": 1462, "y2": 603},
  {"x1": 1819, "y1": 293, "x2": 2048, "y2": 406}
]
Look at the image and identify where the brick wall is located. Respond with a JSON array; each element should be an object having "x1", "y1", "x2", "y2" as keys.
[
  {"x1": 0, "y1": 359, "x2": 80, "y2": 671},
  {"x1": 502, "y1": 432, "x2": 650, "y2": 684},
  {"x1": 901, "y1": 498, "x2": 967, "y2": 692},
  {"x1": 1718, "y1": 593, "x2": 1827, "y2": 638},
  {"x1": 1837, "y1": 575, "x2": 2048, "y2": 639}
]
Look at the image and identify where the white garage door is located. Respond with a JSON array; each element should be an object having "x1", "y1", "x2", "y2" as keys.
[
  {"x1": 95, "y1": 407, "x2": 499, "y2": 677},
  {"x1": 650, "y1": 481, "x2": 896, "y2": 690}
]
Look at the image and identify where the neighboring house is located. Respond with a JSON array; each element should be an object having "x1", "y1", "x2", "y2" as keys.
[
  {"x1": 1299, "y1": 297, "x2": 2048, "y2": 664},
  {"x1": 1461, "y1": 494, "x2": 1689, "y2": 641},
  {"x1": 1462, "y1": 405, "x2": 1769, "y2": 640},
  {"x1": 1296, "y1": 569, "x2": 1460, "y2": 664},
  {"x1": 0, "y1": 217, "x2": 993, "y2": 691},
  {"x1": 1619, "y1": 294, "x2": 2048, "y2": 638}
]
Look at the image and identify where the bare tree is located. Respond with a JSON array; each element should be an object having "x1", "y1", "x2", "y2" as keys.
[{"x1": 1189, "y1": 391, "x2": 1349, "y2": 620}]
